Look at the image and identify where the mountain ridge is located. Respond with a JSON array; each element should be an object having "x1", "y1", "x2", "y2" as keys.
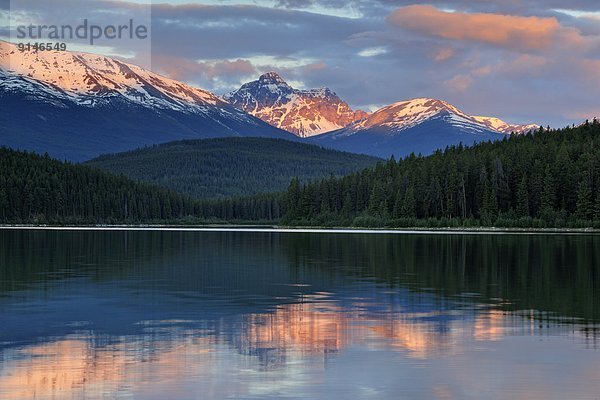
[
  {"x1": 225, "y1": 72, "x2": 368, "y2": 137},
  {"x1": 1, "y1": 41, "x2": 539, "y2": 161},
  {"x1": 335, "y1": 98, "x2": 536, "y2": 136},
  {"x1": 310, "y1": 98, "x2": 538, "y2": 158},
  {"x1": 0, "y1": 40, "x2": 294, "y2": 161}
]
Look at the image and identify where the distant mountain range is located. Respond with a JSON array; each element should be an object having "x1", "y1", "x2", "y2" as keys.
[
  {"x1": 311, "y1": 98, "x2": 539, "y2": 158},
  {"x1": 226, "y1": 73, "x2": 537, "y2": 140},
  {"x1": 225, "y1": 72, "x2": 368, "y2": 137},
  {"x1": 0, "y1": 40, "x2": 538, "y2": 161},
  {"x1": 0, "y1": 41, "x2": 292, "y2": 161}
]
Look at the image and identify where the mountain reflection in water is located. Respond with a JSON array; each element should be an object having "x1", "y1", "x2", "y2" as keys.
[{"x1": 0, "y1": 230, "x2": 598, "y2": 399}]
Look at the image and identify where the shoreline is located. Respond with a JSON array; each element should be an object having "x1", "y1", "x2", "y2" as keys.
[{"x1": 0, "y1": 225, "x2": 599, "y2": 235}]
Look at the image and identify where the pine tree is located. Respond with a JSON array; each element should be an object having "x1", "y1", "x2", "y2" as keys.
[
  {"x1": 540, "y1": 164, "x2": 556, "y2": 220},
  {"x1": 516, "y1": 175, "x2": 529, "y2": 217},
  {"x1": 401, "y1": 185, "x2": 417, "y2": 218},
  {"x1": 392, "y1": 189, "x2": 403, "y2": 219},
  {"x1": 475, "y1": 166, "x2": 489, "y2": 217},
  {"x1": 575, "y1": 180, "x2": 593, "y2": 221},
  {"x1": 556, "y1": 146, "x2": 575, "y2": 212},
  {"x1": 595, "y1": 186, "x2": 600, "y2": 221},
  {"x1": 458, "y1": 175, "x2": 467, "y2": 219},
  {"x1": 285, "y1": 178, "x2": 301, "y2": 219},
  {"x1": 481, "y1": 182, "x2": 498, "y2": 223},
  {"x1": 369, "y1": 181, "x2": 387, "y2": 217}
]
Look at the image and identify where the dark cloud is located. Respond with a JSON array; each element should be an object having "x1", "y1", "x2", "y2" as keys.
[
  {"x1": 149, "y1": 3, "x2": 373, "y2": 59},
  {"x1": 5, "y1": 0, "x2": 152, "y2": 55},
  {"x1": 152, "y1": 55, "x2": 258, "y2": 92}
]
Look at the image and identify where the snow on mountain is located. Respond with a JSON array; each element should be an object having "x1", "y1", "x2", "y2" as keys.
[
  {"x1": 0, "y1": 41, "x2": 293, "y2": 161},
  {"x1": 225, "y1": 72, "x2": 368, "y2": 137},
  {"x1": 472, "y1": 116, "x2": 539, "y2": 135},
  {"x1": 0, "y1": 40, "x2": 232, "y2": 112},
  {"x1": 0, "y1": 40, "x2": 539, "y2": 161},
  {"x1": 311, "y1": 98, "x2": 538, "y2": 159},
  {"x1": 344, "y1": 98, "x2": 537, "y2": 136}
]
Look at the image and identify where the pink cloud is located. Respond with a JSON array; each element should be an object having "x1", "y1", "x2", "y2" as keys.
[
  {"x1": 153, "y1": 56, "x2": 257, "y2": 84},
  {"x1": 432, "y1": 47, "x2": 456, "y2": 62},
  {"x1": 445, "y1": 74, "x2": 473, "y2": 92},
  {"x1": 388, "y1": 5, "x2": 585, "y2": 52},
  {"x1": 444, "y1": 65, "x2": 492, "y2": 92},
  {"x1": 496, "y1": 54, "x2": 549, "y2": 77},
  {"x1": 564, "y1": 108, "x2": 600, "y2": 121}
]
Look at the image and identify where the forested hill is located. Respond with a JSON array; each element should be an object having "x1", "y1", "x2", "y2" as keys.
[
  {"x1": 202, "y1": 121, "x2": 600, "y2": 228},
  {"x1": 4, "y1": 122, "x2": 600, "y2": 228},
  {"x1": 0, "y1": 148, "x2": 204, "y2": 224},
  {"x1": 85, "y1": 138, "x2": 381, "y2": 199}
]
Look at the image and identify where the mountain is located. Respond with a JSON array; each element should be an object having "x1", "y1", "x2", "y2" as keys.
[
  {"x1": 0, "y1": 41, "x2": 293, "y2": 161},
  {"x1": 85, "y1": 138, "x2": 381, "y2": 199},
  {"x1": 1, "y1": 40, "x2": 539, "y2": 162},
  {"x1": 311, "y1": 98, "x2": 538, "y2": 158},
  {"x1": 471, "y1": 116, "x2": 539, "y2": 135},
  {"x1": 224, "y1": 72, "x2": 368, "y2": 137}
]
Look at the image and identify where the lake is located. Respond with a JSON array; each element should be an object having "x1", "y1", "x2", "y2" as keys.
[{"x1": 0, "y1": 229, "x2": 598, "y2": 399}]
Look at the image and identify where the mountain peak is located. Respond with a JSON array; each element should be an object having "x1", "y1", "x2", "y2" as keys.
[
  {"x1": 258, "y1": 72, "x2": 288, "y2": 85},
  {"x1": 0, "y1": 41, "x2": 294, "y2": 161},
  {"x1": 382, "y1": 98, "x2": 462, "y2": 115},
  {"x1": 355, "y1": 98, "x2": 468, "y2": 132},
  {"x1": 0, "y1": 40, "x2": 225, "y2": 109},
  {"x1": 226, "y1": 74, "x2": 368, "y2": 137},
  {"x1": 340, "y1": 97, "x2": 536, "y2": 138},
  {"x1": 472, "y1": 116, "x2": 539, "y2": 134}
]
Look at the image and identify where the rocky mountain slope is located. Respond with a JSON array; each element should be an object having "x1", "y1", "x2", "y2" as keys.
[
  {"x1": 311, "y1": 98, "x2": 538, "y2": 158},
  {"x1": 1, "y1": 41, "x2": 538, "y2": 161},
  {"x1": 225, "y1": 72, "x2": 368, "y2": 137},
  {"x1": 0, "y1": 41, "x2": 292, "y2": 161}
]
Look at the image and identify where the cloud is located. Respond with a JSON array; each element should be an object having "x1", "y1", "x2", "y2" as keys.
[
  {"x1": 578, "y1": 58, "x2": 600, "y2": 86},
  {"x1": 4, "y1": 0, "x2": 600, "y2": 127},
  {"x1": 388, "y1": 5, "x2": 585, "y2": 52},
  {"x1": 444, "y1": 65, "x2": 492, "y2": 92},
  {"x1": 154, "y1": 57, "x2": 256, "y2": 82},
  {"x1": 358, "y1": 47, "x2": 387, "y2": 57},
  {"x1": 149, "y1": 3, "x2": 373, "y2": 60},
  {"x1": 496, "y1": 54, "x2": 549, "y2": 77},
  {"x1": 432, "y1": 47, "x2": 455, "y2": 62}
]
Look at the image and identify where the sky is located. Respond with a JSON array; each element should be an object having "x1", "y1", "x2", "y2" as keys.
[{"x1": 2, "y1": 0, "x2": 600, "y2": 126}]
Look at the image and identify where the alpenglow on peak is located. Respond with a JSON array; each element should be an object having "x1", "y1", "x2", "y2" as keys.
[{"x1": 225, "y1": 73, "x2": 368, "y2": 137}]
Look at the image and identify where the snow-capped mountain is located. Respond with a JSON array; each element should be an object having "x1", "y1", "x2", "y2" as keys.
[
  {"x1": 311, "y1": 98, "x2": 538, "y2": 158},
  {"x1": 471, "y1": 116, "x2": 539, "y2": 135},
  {"x1": 1, "y1": 40, "x2": 539, "y2": 161},
  {"x1": 225, "y1": 72, "x2": 368, "y2": 137},
  {"x1": 0, "y1": 41, "x2": 292, "y2": 161},
  {"x1": 0, "y1": 42, "x2": 221, "y2": 110},
  {"x1": 343, "y1": 98, "x2": 536, "y2": 136}
]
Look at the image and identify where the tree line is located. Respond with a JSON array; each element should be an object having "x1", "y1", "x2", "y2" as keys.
[
  {"x1": 203, "y1": 121, "x2": 600, "y2": 228},
  {"x1": 0, "y1": 148, "x2": 200, "y2": 224},
  {"x1": 2, "y1": 121, "x2": 600, "y2": 228}
]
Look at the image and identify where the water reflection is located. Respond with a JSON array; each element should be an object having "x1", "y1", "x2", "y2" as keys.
[{"x1": 0, "y1": 230, "x2": 599, "y2": 399}]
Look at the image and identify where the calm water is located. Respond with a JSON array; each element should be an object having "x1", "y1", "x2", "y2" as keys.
[{"x1": 0, "y1": 229, "x2": 599, "y2": 399}]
